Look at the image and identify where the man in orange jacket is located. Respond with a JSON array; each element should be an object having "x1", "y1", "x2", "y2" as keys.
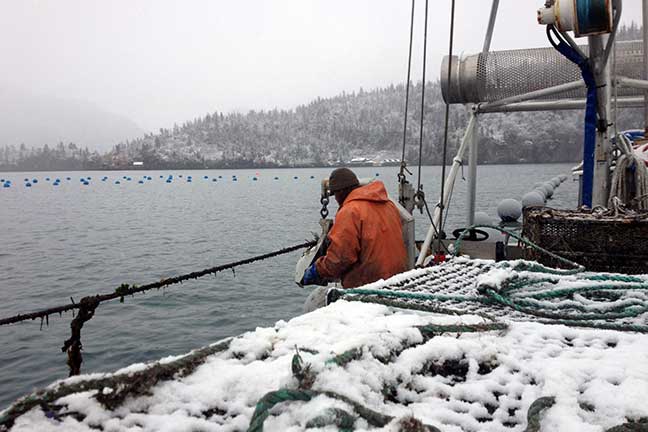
[{"x1": 303, "y1": 168, "x2": 407, "y2": 288}]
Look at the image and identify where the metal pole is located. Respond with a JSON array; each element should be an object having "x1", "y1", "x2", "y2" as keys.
[
  {"x1": 478, "y1": 96, "x2": 644, "y2": 113},
  {"x1": 616, "y1": 76, "x2": 648, "y2": 90},
  {"x1": 417, "y1": 113, "x2": 476, "y2": 266},
  {"x1": 478, "y1": 80, "x2": 585, "y2": 111},
  {"x1": 588, "y1": 35, "x2": 611, "y2": 207},
  {"x1": 467, "y1": 114, "x2": 479, "y2": 227},
  {"x1": 482, "y1": 0, "x2": 499, "y2": 53},
  {"x1": 643, "y1": 0, "x2": 648, "y2": 133},
  {"x1": 467, "y1": 0, "x2": 498, "y2": 229}
]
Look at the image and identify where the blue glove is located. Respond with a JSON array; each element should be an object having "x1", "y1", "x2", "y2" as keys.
[{"x1": 302, "y1": 263, "x2": 321, "y2": 285}]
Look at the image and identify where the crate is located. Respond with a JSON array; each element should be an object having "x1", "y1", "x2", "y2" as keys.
[{"x1": 522, "y1": 207, "x2": 648, "y2": 274}]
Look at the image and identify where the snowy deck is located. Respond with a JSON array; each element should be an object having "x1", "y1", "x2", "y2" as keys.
[{"x1": 2, "y1": 258, "x2": 648, "y2": 431}]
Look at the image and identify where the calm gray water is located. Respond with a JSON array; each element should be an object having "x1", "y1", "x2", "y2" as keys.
[{"x1": 0, "y1": 165, "x2": 578, "y2": 409}]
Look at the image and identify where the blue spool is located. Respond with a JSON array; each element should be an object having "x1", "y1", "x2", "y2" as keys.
[
  {"x1": 25, "y1": 183, "x2": 32, "y2": 187},
  {"x1": 575, "y1": 0, "x2": 610, "y2": 36}
]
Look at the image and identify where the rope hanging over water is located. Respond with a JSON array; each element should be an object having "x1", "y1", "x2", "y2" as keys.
[{"x1": 0, "y1": 240, "x2": 316, "y2": 327}]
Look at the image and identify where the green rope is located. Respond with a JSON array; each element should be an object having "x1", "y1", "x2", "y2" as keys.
[
  {"x1": 523, "y1": 396, "x2": 555, "y2": 432},
  {"x1": 453, "y1": 224, "x2": 584, "y2": 272}
]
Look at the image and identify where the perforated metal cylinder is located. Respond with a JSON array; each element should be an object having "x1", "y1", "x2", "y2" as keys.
[{"x1": 441, "y1": 40, "x2": 644, "y2": 104}]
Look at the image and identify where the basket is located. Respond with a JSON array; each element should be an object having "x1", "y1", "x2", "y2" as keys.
[{"x1": 522, "y1": 207, "x2": 648, "y2": 274}]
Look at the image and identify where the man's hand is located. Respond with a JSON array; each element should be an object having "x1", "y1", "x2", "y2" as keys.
[{"x1": 302, "y1": 264, "x2": 321, "y2": 285}]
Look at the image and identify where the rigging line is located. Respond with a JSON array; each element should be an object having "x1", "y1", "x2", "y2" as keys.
[
  {"x1": 416, "y1": 0, "x2": 429, "y2": 193},
  {"x1": 0, "y1": 240, "x2": 316, "y2": 327},
  {"x1": 437, "y1": 0, "x2": 456, "y2": 249},
  {"x1": 399, "y1": 0, "x2": 416, "y2": 179}
]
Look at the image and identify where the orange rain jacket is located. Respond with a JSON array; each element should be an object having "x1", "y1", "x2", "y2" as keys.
[{"x1": 315, "y1": 181, "x2": 407, "y2": 288}]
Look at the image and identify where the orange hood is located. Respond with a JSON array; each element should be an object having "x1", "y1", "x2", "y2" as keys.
[{"x1": 343, "y1": 181, "x2": 390, "y2": 205}]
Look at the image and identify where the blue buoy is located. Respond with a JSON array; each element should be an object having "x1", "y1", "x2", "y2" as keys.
[
  {"x1": 274, "y1": 177, "x2": 279, "y2": 180},
  {"x1": 3, "y1": 183, "x2": 10, "y2": 188},
  {"x1": 80, "y1": 178, "x2": 85, "y2": 182},
  {"x1": 87, "y1": 177, "x2": 92, "y2": 180},
  {"x1": 45, "y1": 177, "x2": 50, "y2": 181},
  {"x1": 127, "y1": 177, "x2": 132, "y2": 181},
  {"x1": 82, "y1": 181, "x2": 89, "y2": 186},
  {"x1": 294, "y1": 176, "x2": 298, "y2": 179},
  {"x1": 25, "y1": 183, "x2": 32, "y2": 187},
  {"x1": 53, "y1": 182, "x2": 59, "y2": 186},
  {"x1": 187, "y1": 179, "x2": 192, "y2": 182},
  {"x1": 375, "y1": 173, "x2": 380, "y2": 177},
  {"x1": 115, "y1": 180, "x2": 121, "y2": 184},
  {"x1": 232, "y1": 178, "x2": 237, "y2": 182},
  {"x1": 66, "y1": 177, "x2": 71, "y2": 181},
  {"x1": 24, "y1": 178, "x2": 28, "y2": 182},
  {"x1": 102, "y1": 178, "x2": 107, "y2": 181},
  {"x1": 212, "y1": 178, "x2": 217, "y2": 182},
  {"x1": 203, "y1": 175, "x2": 208, "y2": 179},
  {"x1": 32, "y1": 179, "x2": 38, "y2": 183},
  {"x1": 55, "y1": 179, "x2": 60, "y2": 182},
  {"x1": 166, "y1": 179, "x2": 172, "y2": 183},
  {"x1": 179, "y1": 175, "x2": 183, "y2": 178},
  {"x1": 310, "y1": 175, "x2": 315, "y2": 179},
  {"x1": 0, "y1": 179, "x2": 4, "y2": 182},
  {"x1": 160, "y1": 175, "x2": 164, "y2": 178},
  {"x1": 138, "y1": 180, "x2": 144, "y2": 184},
  {"x1": 218, "y1": 175, "x2": 222, "y2": 179},
  {"x1": 252, "y1": 177, "x2": 258, "y2": 181}
]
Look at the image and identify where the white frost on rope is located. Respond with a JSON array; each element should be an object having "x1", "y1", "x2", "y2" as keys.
[{"x1": 6, "y1": 300, "x2": 648, "y2": 432}]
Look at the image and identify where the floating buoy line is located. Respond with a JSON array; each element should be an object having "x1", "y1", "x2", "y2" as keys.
[{"x1": 0, "y1": 173, "x2": 367, "y2": 189}]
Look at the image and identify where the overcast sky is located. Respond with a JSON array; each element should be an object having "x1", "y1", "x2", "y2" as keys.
[{"x1": 0, "y1": 0, "x2": 643, "y2": 133}]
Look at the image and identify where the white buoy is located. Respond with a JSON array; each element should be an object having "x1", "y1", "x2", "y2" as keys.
[
  {"x1": 497, "y1": 198, "x2": 522, "y2": 222},
  {"x1": 522, "y1": 191, "x2": 545, "y2": 208},
  {"x1": 542, "y1": 182, "x2": 555, "y2": 198},
  {"x1": 550, "y1": 177, "x2": 561, "y2": 187}
]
